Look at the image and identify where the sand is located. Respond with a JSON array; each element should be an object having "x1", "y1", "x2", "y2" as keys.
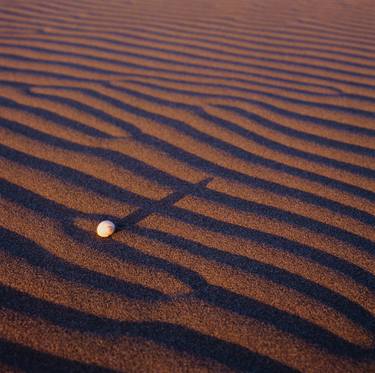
[{"x1": 0, "y1": 0, "x2": 374, "y2": 371}]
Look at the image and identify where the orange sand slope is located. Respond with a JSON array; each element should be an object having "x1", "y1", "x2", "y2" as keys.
[{"x1": 0, "y1": 0, "x2": 375, "y2": 371}]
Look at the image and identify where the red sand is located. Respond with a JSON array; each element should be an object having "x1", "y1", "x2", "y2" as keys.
[{"x1": 0, "y1": 0, "x2": 375, "y2": 371}]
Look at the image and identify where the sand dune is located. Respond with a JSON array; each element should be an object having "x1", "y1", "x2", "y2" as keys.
[{"x1": 0, "y1": 0, "x2": 374, "y2": 371}]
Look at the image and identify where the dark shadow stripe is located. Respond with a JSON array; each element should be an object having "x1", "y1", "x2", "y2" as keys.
[{"x1": 0, "y1": 338, "x2": 113, "y2": 373}]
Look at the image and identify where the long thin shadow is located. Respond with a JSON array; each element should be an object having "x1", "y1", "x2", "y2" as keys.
[
  {"x1": 7, "y1": 102, "x2": 375, "y2": 250},
  {"x1": 0, "y1": 285, "x2": 295, "y2": 372},
  {"x1": 0, "y1": 227, "x2": 167, "y2": 301},
  {"x1": 117, "y1": 178, "x2": 213, "y2": 229},
  {"x1": 111, "y1": 161, "x2": 375, "y2": 289},
  {"x1": 0, "y1": 338, "x2": 113, "y2": 373}
]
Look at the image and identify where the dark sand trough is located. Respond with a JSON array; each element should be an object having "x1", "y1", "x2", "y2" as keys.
[{"x1": 0, "y1": 0, "x2": 374, "y2": 371}]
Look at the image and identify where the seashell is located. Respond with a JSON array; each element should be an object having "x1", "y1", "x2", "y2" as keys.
[{"x1": 96, "y1": 220, "x2": 115, "y2": 238}]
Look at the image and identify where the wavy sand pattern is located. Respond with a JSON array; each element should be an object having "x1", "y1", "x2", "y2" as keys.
[{"x1": 0, "y1": 0, "x2": 374, "y2": 371}]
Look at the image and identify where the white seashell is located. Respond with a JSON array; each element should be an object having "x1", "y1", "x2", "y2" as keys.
[{"x1": 96, "y1": 220, "x2": 115, "y2": 238}]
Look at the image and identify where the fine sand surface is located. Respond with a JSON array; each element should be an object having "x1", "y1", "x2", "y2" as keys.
[{"x1": 0, "y1": 0, "x2": 375, "y2": 371}]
